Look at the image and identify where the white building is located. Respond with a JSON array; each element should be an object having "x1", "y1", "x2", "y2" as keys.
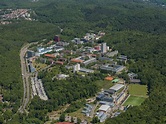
[
  {"x1": 73, "y1": 64, "x2": 80, "y2": 73},
  {"x1": 98, "y1": 105, "x2": 110, "y2": 113},
  {"x1": 101, "y1": 43, "x2": 107, "y2": 53}
]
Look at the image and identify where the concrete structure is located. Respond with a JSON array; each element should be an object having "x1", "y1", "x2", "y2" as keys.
[
  {"x1": 55, "y1": 47, "x2": 64, "y2": 52},
  {"x1": 56, "y1": 41, "x2": 69, "y2": 46},
  {"x1": 82, "y1": 104, "x2": 93, "y2": 117},
  {"x1": 84, "y1": 33, "x2": 96, "y2": 41},
  {"x1": 110, "y1": 84, "x2": 125, "y2": 92},
  {"x1": 98, "y1": 105, "x2": 110, "y2": 113},
  {"x1": 35, "y1": 78, "x2": 48, "y2": 101},
  {"x1": 27, "y1": 50, "x2": 35, "y2": 58},
  {"x1": 106, "y1": 50, "x2": 118, "y2": 57},
  {"x1": 28, "y1": 63, "x2": 36, "y2": 73},
  {"x1": 31, "y1": 77, "x2": 48, "y2": 101},
  {"x1": 128, "y1": 72, "x2": 141, "y2": 83},
  {"x1": 104, "y1": 89, "x2": 115, "y2": 94},
  {"x1": 83, "y1": 57, "x2": 96, "y2": 66},
  {"x1": 128, "y1": 72, "x2": 138, "y2": 79},
  {"x1": 97, "y1": 112, "x2": 108, "y2": 122},
  {"x1": 99, "y1": 57, "x2": 113, "y2": 61},
  {"x1": 116, "y1": 92, "x2": 126, "y2": 104},
  {"x1": 118, "y1": 55, "x2": 128, "y2": 64},
  {"x1": 80, "y1": 68, "x2": 94, "y2": 73},
  {"x1": 101, "y1": 96, "x2": 113, "y2": 102},
  {"x1": 100, "y1": 64, "x2": 125, "y2": 73},
  {"x1": 130, "y1": 79, "x2": 141, "y2": 83},
  {"x1": 73, "y1": 64, "x2": 80, "y2": 73},
  {"x1": 101, "y1": 43, "x2": 107, "y2": 53},
  {"x1": 36, "y1": 47, "x2": 52, "y2": 56},
  {"x1": 56, "y1": 74, "x2": 69, "y2": 80},
  {"x1": 31, "y1": 77, "x2": 37, "y2": 96},
  {"x1": 99, "y1": 101, "x2": 114, "y2": 107}
]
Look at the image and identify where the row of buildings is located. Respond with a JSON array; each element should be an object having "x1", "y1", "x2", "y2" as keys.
[{"x1": 31, "y1": 77, "x2": 48, "y2": 101}]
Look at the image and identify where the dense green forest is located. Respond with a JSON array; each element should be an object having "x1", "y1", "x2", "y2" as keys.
[
  {"x1": 0, "y1": 21, "x2": 59, "y2": 123},
  {"x1": 0, "y1": 0, "x2": 166, "y2": 123}
]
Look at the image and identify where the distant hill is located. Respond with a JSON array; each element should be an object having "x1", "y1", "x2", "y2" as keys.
[{"x1": 0, "y1": 0, "x2": 166, "y2": 124}]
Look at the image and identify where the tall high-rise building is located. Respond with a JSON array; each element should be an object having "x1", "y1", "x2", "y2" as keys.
[
  {"x1": 101, "y1": 43, "x2": 107, "y2": 53},
  {"x1": 54, "y1": 35, "x2": 60, "y2": 42},
  {"x1": 73, "y1": 64, "x2": 80, "y2": 73}
]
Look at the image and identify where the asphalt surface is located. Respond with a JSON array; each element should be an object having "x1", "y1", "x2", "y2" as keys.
[{"x1": 18, "y1": 43, "x2": 31, "y2": 113}]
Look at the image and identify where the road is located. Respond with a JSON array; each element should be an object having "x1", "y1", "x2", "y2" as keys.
[{"x1": 18, "y1": 43, "x2": 31, "y2": 113}]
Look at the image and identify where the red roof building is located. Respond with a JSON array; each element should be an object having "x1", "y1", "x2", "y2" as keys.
[
  {"x1": 105, "y1": 76, "x2": 114, "y2": 81},
  {"x1": 71, "y1": 59, "x2": 83, "y2": 63},
  {"x1": 44, "y1": 54, "x2": 56, "y2": 58},
  {"x1": 55, "y1": 61, "x2": 64, "y2": 65}
]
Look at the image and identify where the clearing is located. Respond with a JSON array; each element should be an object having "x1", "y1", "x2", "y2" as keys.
[
  {"x1": 123, "y1": 96, "x2": 146, "y2": 106},
  {"x1": 128, "y1": 84, "x2": 148, "y2": 97}
]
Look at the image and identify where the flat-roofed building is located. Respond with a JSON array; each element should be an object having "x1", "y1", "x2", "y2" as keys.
[
  {"x1": 99, "y1": 57, "x2": 113, "y2": 61},
  {"x1": 98, "y1": 105, "x2": 110, "y2": 113},
  {"x1": 83, "y1": 57, "x2": 96, "y2": 65},
  {"x1": 27, "y1": 50, "x2": 35, "y2": 58},
  {"x1": 118, "y1": 55, "x2": 128, "y2": 64},
  {"x1": 106, "y1": 50, "x2": 118, "y2": 57},
  {"x1": 110, "y1": 84, "x2": 124, "y2": 92},
  {"x1": 100, "y1": 64, "x2": 125, "y2": 73},
  {"x1": 80, "y1": 68, "x2": 94, "y2": 73}
]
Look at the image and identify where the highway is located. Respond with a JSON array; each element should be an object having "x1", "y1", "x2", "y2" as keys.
[{"x1": 18, "y1": 43, "x2": 31, "y2": 113}]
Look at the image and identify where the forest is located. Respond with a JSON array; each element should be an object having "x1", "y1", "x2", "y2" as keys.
[{"x1": 0, "y1": 0, "x2": 166, "y2": 124}]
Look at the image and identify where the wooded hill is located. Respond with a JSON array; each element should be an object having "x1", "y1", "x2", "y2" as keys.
[{"x1": 0, "y1": 0, "x2": 165, "y2": 123}]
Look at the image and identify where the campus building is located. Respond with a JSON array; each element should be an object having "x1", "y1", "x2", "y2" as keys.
[{"x1": 101, "y1": 43, "x2": 107, "y2": 53}]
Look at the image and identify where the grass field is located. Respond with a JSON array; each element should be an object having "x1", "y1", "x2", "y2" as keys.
[
  {"x1": 123, "y1": 96, "x2": 146, "y2": 106},
  {"x1": 129, "y1": 84, "x2": 148, "y2": 97},
  {"x1": 95, "y1": 80, "x2": 114, "y2": 89}
]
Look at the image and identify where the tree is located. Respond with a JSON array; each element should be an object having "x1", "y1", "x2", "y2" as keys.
[
  {"x1": 0, "y1": 115, "x2": 4, "y2": 124},
  {"x1": 77, "y1": 118, "x2": 81, "y2": 124},
  {"x1": 59, "y1": 113, "x2": 65, "y2": 122},
  {"x1": 91, "y1": 116, "x2": 100, "y2": 124},
  {"x1": 71, "y1": 117, "x2": 74, "y2": 123}
]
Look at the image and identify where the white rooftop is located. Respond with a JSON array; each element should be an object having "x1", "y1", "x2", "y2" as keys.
[
  {"x1": 98, "y1": 105, "x2": 110, "y2": 112},
  {"x1": 110, "y1": 84, "x2": 124, "y2": 91}
]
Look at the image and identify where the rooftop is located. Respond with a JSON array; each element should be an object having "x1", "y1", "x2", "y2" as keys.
[
  {"x1": 98, "y1": 105, "x2": 110, "y2": 112},
  {"x1": 110, "y1": 84, "x2": 124, "y2": 91},
  {"x1": 105, "y1": 76, "x2": 113, "y2": 81}
]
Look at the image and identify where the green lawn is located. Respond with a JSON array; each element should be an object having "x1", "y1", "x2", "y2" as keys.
[
  {"x1": 129, "y1": 84, "x2": 148, "y2": 97},
  {"x1": 123, "y1": 96, "x2": 146, "y2": 106},
  {"x1": 95, "y1": 80, "x2": 114, "y2": 89}
]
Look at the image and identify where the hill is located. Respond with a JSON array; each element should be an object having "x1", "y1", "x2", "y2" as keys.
[{"x1": 0, "y1": 0, "x2": 165, "y2": 123}]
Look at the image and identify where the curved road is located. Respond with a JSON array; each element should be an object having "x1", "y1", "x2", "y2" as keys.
[{"x1": 18, "y1": 43, "x2": 31, "y2": 113}]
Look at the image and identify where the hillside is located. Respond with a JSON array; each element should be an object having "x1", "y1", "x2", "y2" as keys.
[{"x1": 0, "y1": 0, "x2": 165, "y2": 124}]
